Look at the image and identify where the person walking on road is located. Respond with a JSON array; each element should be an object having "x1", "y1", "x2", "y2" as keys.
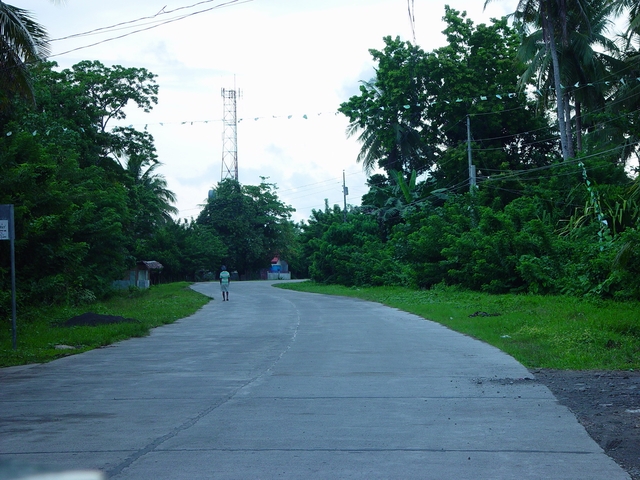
[{"x1": 219, "y1": 265, "x2": 230, "y2": 301}]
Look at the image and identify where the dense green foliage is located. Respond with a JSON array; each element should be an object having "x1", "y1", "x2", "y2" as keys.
[
  {"x1": 3, "y1": 0, "x2": 640, "y2": 369},
  {"x1": 339, "y1": 8, "x2": 557, "y2": 179},
  {"x1": 299, "y1": 5, "x2": 640, "y2": 303}
]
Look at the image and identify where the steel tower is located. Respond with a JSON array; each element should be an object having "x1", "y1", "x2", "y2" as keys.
[{"x1": 221, "y1": 88, "x2": 239, "y2": 181}]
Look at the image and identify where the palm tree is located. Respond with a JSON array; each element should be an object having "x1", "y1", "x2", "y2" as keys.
[
  {"x1": 610, "y1": 0, "x2": 640, "y2": 44},
  {"x1": 344, "y1": 82, "x2": 389, "y2": 175},
  {"x1": 346, "y1": 117, "x2": 422, "y2": 176},
  {"x1": 549, "y1": 1, "x2": 619, "y2": 153},
  {"x1": 126, "y1": 156, "x2": 178, "y2": 229},
  {"x1": 344, "y1": 80, "x2": 424, "y2": 176},
  {"x1": 486, "y1": 0, "x2": 592, "y2": 160},
  {"x1": 586, "y1": 0, "x2": 640, "y2": 166},
  {"x1": 0, "y1": 3, "x2": 50, "y2": 107}
]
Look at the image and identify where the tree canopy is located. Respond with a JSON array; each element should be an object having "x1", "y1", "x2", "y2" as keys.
[
  {"x1": 339, "y1": 9, "x2": 558, "y2": 187},
  {"x1": 197, "y1": 178, "x2": 296, "y2": 278}
]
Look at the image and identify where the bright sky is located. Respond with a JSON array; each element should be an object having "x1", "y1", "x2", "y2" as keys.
[{"x1": 19, "y1": 0, "x2": 512, "y2": 223}]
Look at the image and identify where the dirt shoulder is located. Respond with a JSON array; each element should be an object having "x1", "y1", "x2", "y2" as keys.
[{"x1": 533, "y1": 369, "x2": 640, "y2": 479}]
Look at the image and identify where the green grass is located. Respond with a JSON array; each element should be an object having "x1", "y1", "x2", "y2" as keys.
[
  {"x1": 275, "y1": 282, "x2": 640, "y2": 371},
  {"x1": 0, "y1": 282, "x2": 211, "y2": 367}
]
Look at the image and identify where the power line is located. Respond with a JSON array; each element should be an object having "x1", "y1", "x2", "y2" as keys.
[
  {"x1": 175, "y1": 167, "x2": 367, "y2": 217},
  {"x1": 51, "y1": 0, "x2": 245, "y2": 41},
  {"x1": 49, "y1": 0, "x2": 253, "y2": 58},
  {"x1": 480, "y1": 140, "x2": 640, "y2": 183}
]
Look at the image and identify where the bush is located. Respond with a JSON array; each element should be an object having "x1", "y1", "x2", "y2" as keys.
[{"x1": 309, "y1": 215, "x2": 403, "y2": 287}]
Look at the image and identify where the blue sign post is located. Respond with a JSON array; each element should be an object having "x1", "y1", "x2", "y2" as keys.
[{"x1": 0, "y1": 205, "x2": 17, "y2": 349}]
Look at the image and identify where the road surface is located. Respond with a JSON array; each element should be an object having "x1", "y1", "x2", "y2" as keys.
[{"x1": 0, "y1": 281, "x2": 629, "y2": 479}]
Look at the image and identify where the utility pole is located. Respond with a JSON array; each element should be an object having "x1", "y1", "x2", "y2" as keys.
[
  {"x1": 342, "y1": 170, "x2": 349, "y2": 222},
  {"x1": 467, "y1": 115, "x2": 476, "y2": 191}
]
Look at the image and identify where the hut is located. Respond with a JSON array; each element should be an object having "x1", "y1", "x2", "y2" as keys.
[{"x1": 113, "y1": 261, "x2": 163, "y2": 289}]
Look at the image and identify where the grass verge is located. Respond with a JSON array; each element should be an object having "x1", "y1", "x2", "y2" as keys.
[
  {"x1": 275, "y1": 281, "x2": 640, "y2": 370},
  {"x1": 0, "y1": 282, "x2": 211, "y2": 368}
]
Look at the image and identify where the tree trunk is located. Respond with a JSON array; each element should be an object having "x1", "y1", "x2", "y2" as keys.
[
  {"x1": 564, "y1": 91, "x2": 575, "y2": 158},
  {"x1": 543, "y1": 11, "x2": 571, "y2": 160},
  {"x1": 575, "y1": 101, "x2": 582, "y2": 154}
]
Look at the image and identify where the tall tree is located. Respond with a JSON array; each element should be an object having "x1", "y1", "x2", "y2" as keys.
[
  {"x1": 423, "y1": 9, "x2": 557, "y2": 188},
  {"x1": 341, "y1": 9, "x2": 556, "y2": 194},
  {"x1": 516, "y1": 0, "x2": 619, "y2": 155},
  {"x1": 21, "y1": 61, "x2": 159, "y2": 172},
  {"x1": 62, "y1": 60, "x2": 158, "y2": 134},
  {"x1": 565, "y1": 2, "x2": 619, "y2": 153},
  {"x1": 0, "y1": 60, "x2": 165, "y2": 307},
  {"x1": 611, "y1": 0, "x2": 640, "y2": 42},
  {"x1": 596, "y1": 0, "x2": 640, "y2": 166},
  {"x1": 340, "y1": 37, "x2": 430, "y2": 176}
]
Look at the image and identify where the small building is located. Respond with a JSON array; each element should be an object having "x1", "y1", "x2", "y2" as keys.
[
  {"x1": 113, "y1": 261, "x2": 163, "y2": 289},
  {"x1": 267, "y1": 256, "x2": 291, "y2": 280}
]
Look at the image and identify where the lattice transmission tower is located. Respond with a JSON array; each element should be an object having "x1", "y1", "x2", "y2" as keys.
[{"x1": 221, "y1": 88, "x2": 240, "y2": 181}]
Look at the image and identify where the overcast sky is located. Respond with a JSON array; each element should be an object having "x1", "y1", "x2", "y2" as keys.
[{"x1": 19, "y1": 0, "x2": 513, "y2": 222}]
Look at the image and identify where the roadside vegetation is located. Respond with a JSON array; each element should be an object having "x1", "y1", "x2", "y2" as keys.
[
  {"x1": 277, "y1": 282, "x2": 640, "y2": 371},
  {"x1": 2, "y1": 3, "x2": 640, "y2": 372},
  {"x1": 0, "y1": 282, "x2": 210, "y2": 367}
]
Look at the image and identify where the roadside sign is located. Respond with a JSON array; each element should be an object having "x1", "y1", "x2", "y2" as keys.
[{"x1": 0, "y1": 205, "x2": 13, "y2": 240}]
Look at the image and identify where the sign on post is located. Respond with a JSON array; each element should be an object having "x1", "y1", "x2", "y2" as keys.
[
  {"x1": 0, "y1": 204, "x2": 17, "y2": 350},
  {"x1": 0, "y1": 219, "x2": 8, "y2": 240}
]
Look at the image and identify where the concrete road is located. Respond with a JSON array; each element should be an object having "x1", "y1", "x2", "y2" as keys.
[{"x1": 0, "y1": 281, "x2": 629, "y2": 479}]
